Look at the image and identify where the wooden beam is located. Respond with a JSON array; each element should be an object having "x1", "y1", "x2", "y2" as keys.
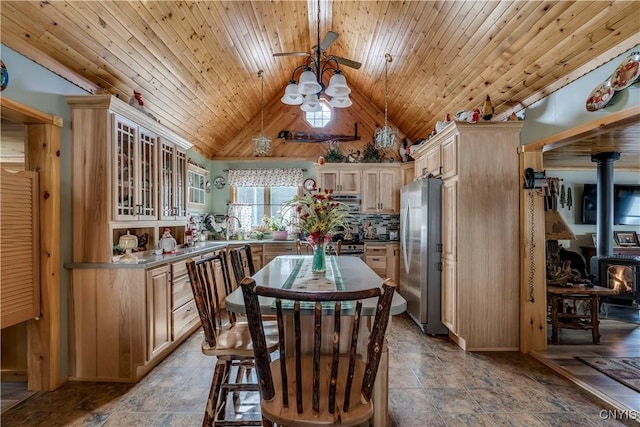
[
  {"x1": 522, "y1": 106, "x2": 640, "y2": 153},
  {"x1": 1, "y1": 97, "x2": 63, "y2": 127}
]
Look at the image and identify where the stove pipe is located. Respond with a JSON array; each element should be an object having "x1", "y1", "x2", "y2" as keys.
[{"x1": 591, "y1": 152, "x2": 620, "y2": 258}]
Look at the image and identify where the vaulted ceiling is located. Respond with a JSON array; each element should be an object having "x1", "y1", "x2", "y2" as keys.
[{"x1": 1, "y1": 1, "x2": 639, "y2": 164}]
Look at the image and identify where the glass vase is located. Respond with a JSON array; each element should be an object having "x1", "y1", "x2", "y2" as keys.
[{"x1": 312, "y1": 242, "x2": 327, "y2": 273}]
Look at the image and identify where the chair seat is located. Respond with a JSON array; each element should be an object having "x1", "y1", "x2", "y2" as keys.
[
  {"x1": 261, "y1": 355, "x2": 372, "y2": 427},
  {"x1": 202, "y1": 323, "x2": 279, "y2": 357}
]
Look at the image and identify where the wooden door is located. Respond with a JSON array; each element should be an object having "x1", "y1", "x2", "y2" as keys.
[
  {"x1": 378, "y1": 169, "x2": 399, "y2": 213},
  {"x1": 361, "y1": 170, "x2": 379, "y2": 213},
  {"x1": 146, "y1": 265, "x2": 171, "y2": 361},
  {"x1": 0, "y1": 169, "x2": 40, "y2": 328}
]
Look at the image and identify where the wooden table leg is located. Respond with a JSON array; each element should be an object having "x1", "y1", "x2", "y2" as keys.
[
  {"x1": 591, "y1": 295, "x2": 600, "y2": 344},
  {"x1": 550, "y1": 294, "x2": 559, "y2": 344}
]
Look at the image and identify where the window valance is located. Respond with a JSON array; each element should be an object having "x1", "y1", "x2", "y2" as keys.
[{"x1": 228, "y1": 168, "x2": 304, "y2": 187}]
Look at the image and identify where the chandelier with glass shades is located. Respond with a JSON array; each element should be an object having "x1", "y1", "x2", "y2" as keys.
[
  {"x1": 280, "y1": 59, "x2": 352, "y2": 112},
  {"x1": 276, "y1": 0, "x2": 360, "y2": 112},
  {"x1": 252, "y1": 69, "x2": 272, "y2": 156},
  {"x1": 374, "y1": 53, "x2": 398, "y2": 149}
]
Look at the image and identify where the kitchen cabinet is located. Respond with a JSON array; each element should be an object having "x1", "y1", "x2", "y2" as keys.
[
  {"x1": 146, "y1": 265, "x2": 171, "y2": 361},
  {"x1": 170, "y1": 259, "x2": 200, "y2": 341},
  {"x1": 424, "y1": 144, "x2": 442, "y2": 178},
  {"x1": 434, "y1": 121, "x2": 523, "y2": 350},
  {"x1": 365, "y1": 243, "x2": 399, "y2": 283},
  {"x1": 317, "y1": 165, "x2": 360, "y2": 194},
  {"x1": 361, "y1": 167, "x2": 400, "y2": 213},
  {"x1": 187, "y1": 164, "x2": 208, "y2": 210},
  {"x1": 113, "y1": 115, "x2": 159, "y2": 221},
  {"x1": 263, "y1": 242, "x2": 297, "y2": 265},
  {"x1": 67, "y1": 95, "x2": 192, "y2": 263},
  {"x1": 160, "y1": 140, "x2": 188, "y2": 220}
]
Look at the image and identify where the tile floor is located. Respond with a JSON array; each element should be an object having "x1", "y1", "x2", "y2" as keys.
[{"x1": 2, "y1": 313, "x2": 638, "y2": 426}]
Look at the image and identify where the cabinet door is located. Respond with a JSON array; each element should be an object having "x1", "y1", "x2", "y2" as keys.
[
  {"x1": 159, "y1": 142, "x2": 187, "y2": 220},
  {"x1": 386, "y1": 244, "x2": 399, "y2": 283},
  {"x1": 146, "y1": 266, "x2": 171, "y2": 361},
  {"x1": 441, "y1": 180, "x2": 457, "y2": 260},
  {"x1": 425, "y1": 145, "x2": 441, "y2": 177},
  {"x1": 441, "y1": 258, "x2": 457, "y2": 333},
  {"x1": 114, "y1": 115, "x2": 138, "y2": 220},
  {"x1": 361, "y1": 171, "x2": 379, "y2": 213},
  {"x1": 338, "y1": 170, "x2": 360, "y2": 193},
  {"x1": 414, "y1": 155, "x2": 427, "y2": 180},
  {"x1": 441, "y1": 135, "x2": 457, "y2": 178},
  {"x1": 174, "y1": 148, "x2": 188, "y2": 220},
  {"x1": 378, "y1": 169, "x2": 399, "y2": 213},
  {"x1": 137, "y1": 127, "x2": 158, "y2": 220},
  {"x1": 318, "y1": 171, "x2": 338, "y2": 192}
]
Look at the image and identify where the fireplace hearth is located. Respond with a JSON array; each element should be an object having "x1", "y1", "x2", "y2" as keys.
[{"x1": 593, "y1": 255, "x2": 640, "y2": 306}]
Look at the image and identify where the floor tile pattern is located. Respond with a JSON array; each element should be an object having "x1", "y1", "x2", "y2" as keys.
[{"x1": 2, "y1": 314, "x2": 638, "y2": 426}]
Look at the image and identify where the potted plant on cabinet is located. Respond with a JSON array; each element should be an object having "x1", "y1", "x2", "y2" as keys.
[{"x1": 263, "y1": 215, "x2": 289, "y2": 240}]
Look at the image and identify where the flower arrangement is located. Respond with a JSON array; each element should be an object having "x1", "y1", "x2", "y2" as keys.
[{"x1": 284, "y1": 188, "x2": 350, "y2": 246}]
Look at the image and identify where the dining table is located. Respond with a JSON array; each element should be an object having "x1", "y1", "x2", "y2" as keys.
[{"x1": 225, "y1": 255, "x2": 407, "y2": 427}]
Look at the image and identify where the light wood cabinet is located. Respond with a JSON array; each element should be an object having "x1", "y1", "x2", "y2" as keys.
[
  {"x1": 67, "y1": 95, "x2": 192, "y2": 263},
  {"x1": 160, "y1": 140, "x2": 188, "y2": 220},
  {"x1": 263, "y1": 243, "x2": 297, "y2": 265},
  {"x1": 187, "y1": 164, "x2": 208, "y2": 209},
  {"x1": 146, "y1": 265, "x2": 171, "y2": 361},
  {"x1": 113, "y1": 115, "x2": 159, "y2": 221},
  {"x1": 424, "y1": 144, "x2": 442, "y2": 178},
  {"x1": 365, "y1": 243, "x2": 399, "y2": 283},
  {"x1": 318, "y1": 166, "x2": 360, "y2": 194},
  {"x1": 170, "y1": 259, "x2": 200, "y2": 341},
  {"x1": 433, "y1": 122, "x2": 523, "y2": 351},
  {"x1": 362, "y1": 168, "x2": 400, "y2": 214}
]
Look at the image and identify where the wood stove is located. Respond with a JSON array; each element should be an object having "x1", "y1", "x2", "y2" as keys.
[{"x1": 596, "y1": 256, "x2": 640, "y2": 308}]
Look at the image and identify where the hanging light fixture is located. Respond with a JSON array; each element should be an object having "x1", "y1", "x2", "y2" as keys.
[
  {"x1": 278, "y1": 0, "x2": 359, "y2": 112},
  {"x1": 374, "y1": 53, "x2": 398, "y2": 149},
  {"x1": 252, "y1": 70, "x2": 272, "y2": 156}
]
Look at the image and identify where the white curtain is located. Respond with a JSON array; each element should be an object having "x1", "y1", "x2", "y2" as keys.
[{"x1": 228, "y1": 168, "x2": 303, "y2": 187}]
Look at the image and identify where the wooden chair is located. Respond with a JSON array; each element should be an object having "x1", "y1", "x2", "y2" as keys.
[
  {"x1": 186, "y1": 253, "x2": 278, "y2": 426},
  {"x1": 240, "y1": 277, "x2": 396, "y2": 427}
]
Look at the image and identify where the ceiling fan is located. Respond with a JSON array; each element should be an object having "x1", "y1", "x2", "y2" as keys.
[
  {"x1": 273, "y1": 31, "x2": 361, "y2": 70},
  {"x1": 272, "y1": 0, "x2": 361, "y2": 70}
]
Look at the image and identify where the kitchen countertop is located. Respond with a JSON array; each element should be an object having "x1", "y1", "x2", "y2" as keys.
[{"x1": 65, "y1": 239, "x2": 401, "y2": 270}]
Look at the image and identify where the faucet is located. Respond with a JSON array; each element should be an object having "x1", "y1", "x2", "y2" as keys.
[{"x1": 225, "y1": 215, "x2": 242, "y2": 240}]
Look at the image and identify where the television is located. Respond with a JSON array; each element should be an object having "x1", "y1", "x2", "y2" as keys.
[{"x1": 582, "y1": 184, "x2": 640, "y2": 225}]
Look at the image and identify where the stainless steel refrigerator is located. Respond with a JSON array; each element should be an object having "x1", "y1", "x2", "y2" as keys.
[{"x1": 399, "y1": 178, "x2": 448, "y2": 334}]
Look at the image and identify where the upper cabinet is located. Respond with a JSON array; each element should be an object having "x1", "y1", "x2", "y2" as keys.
[
  {"x1": 187, "y1": 164, "x2": 209, "y2": 210},
  {"x1": 361, "y1": 166, "x2": 401, "y2": 213},
  {"x1": 317, "y1": 165, "x2": 360, "y2": 194},
  {"x1": 159, "y1": 141, "x2": 188, "y2": 220},
  {"x1": 67, "y1": 95, "x2": 193, "y2": 263},
  {"x1": 113, "y1": 115, "x2": 159, "y2": 221}
]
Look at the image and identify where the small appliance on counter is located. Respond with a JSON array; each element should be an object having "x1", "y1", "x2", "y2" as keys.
[{"x1": 389, "y1": 230, "x2": 399, "y2": 241}]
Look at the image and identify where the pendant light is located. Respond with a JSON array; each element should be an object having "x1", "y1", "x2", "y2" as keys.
[
  {"x1": 374, "y1": 53, "x2": 398, "y2": 149},
  {"x1": 252, "y1": 70, "x2": 272, "y2": 156}
]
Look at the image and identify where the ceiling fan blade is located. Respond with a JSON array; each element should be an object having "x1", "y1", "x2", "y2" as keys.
[
  {"x1": 330, "y1": 56, "x2": 362, "y2": 70},
  {"x1": 319, "y1": 31, "x2": 339, "y2": 51},
  {"x1": 273, "y1": 52, "x2": 309, "y2": 57}
]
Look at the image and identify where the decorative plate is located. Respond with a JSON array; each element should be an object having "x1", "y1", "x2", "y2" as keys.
[
  {"x1": 610, "y1": 52, "x2": 640, "y2": 91},
  {"x1": 0, "y1": 60, "x2": 8, "y2": 91},
  {"x1": 585, "y1": 80, "x2": 615, "y2": 112},
  {"x1": 303, "y1": 178, "x2": 316, "y2": 191},
  {"x1": 213, "y1": 176, "x2": 226, "y2": 189}
]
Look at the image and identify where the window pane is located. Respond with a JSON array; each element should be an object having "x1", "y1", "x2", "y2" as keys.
[
  {"x1": 236, "y1": 187, "x2": 265, "y2": 227},
  {"x1": 271, "y1": 187, "x2": 298, "y2": 225},
  {"x1": 305, "y1": 100, "x2": 332, "y2": 128}
]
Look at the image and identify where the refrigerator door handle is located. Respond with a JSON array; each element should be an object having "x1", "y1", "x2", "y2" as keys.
[{"x1": 401, "y1": 198, "x2": 411, "y2": 273}]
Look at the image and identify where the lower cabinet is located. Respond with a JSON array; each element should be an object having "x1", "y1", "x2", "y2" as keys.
[
  {"x1": 70, "y1": 261, "x2": 203, "y2": 383},
  {"x1": 364, "y1": 243, "x2": 399, "y2": 283},
  {"x1": 441, "y1": 258, "x2": 456, "y2": 333},
  {"x1": 146, "y1": 265, "x2": 172, "y2": 361},
  {"x1": 263, "y1": 242, "x2": 297, "y2": 265}
]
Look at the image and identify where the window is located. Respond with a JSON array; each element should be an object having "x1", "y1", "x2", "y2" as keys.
[
  {"x1": 233, "y1": 186, "x2": 299, "y2": 228},
  {"x1": 305, "y1": 100, "x2": 332, "y2": 128}
]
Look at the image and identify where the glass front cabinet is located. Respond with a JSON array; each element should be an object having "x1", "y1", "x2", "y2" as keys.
[
  {"x1": 113, "y1": 115, "x2": 158, "y2": 221},
  {"x1": 159, "y1": 140, "x2": 188, "y2": 221}
]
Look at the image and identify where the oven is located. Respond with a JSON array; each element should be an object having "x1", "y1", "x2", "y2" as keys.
[{"x1": 325, "y1": 240, "x2": 365, "y2": 261}]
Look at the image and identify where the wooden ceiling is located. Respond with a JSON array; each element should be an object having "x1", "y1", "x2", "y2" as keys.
[{"x1": 1, "y1": 1, "x2": 639, "y2": 165}]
